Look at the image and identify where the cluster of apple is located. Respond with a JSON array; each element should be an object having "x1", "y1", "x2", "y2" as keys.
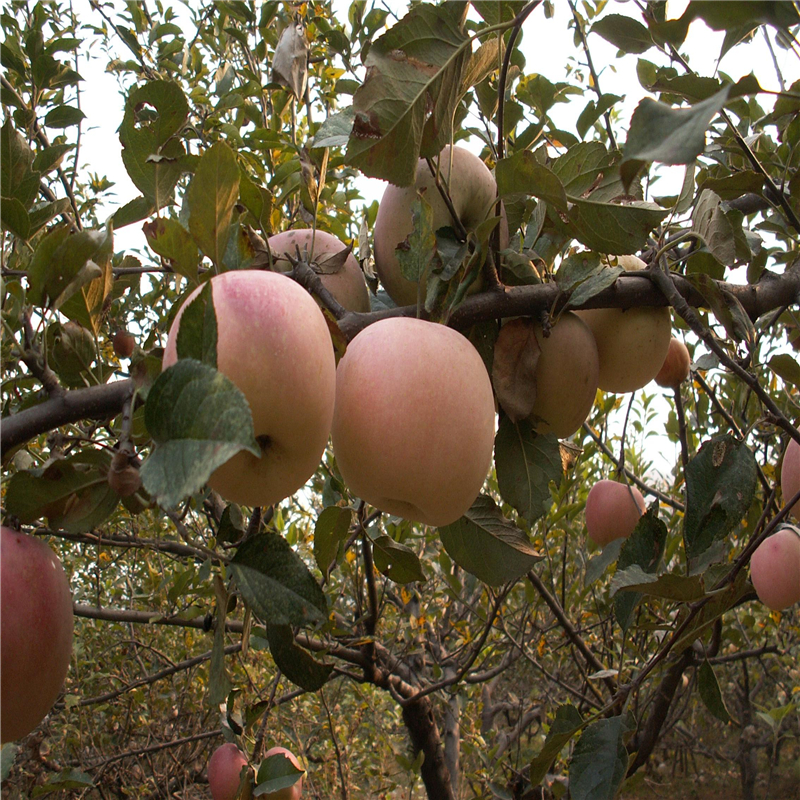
[{"x1": 209, "y1": 743, "x2": 303, "y2": 800}]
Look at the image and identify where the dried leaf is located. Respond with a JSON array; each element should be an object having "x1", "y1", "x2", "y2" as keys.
[
  {"x1": 492, "y1": 318, "x2": 541, "y2": 422},
  {"x1": 272, "y1": 24, "x2": 308, "y2": 99}
]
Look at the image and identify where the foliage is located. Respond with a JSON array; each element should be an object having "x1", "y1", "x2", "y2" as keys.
[{"x1": 2, "y1": 1, "x2": 800, "y2": 799}]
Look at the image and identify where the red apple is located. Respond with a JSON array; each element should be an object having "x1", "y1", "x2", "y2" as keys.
[
  {"x1": 259, "y1": 746, "x2": 304, "y2": 800},
  {"x1": 163, "y1": 271, "x2": 337, "y2": 507},
  {"x1": 208, "y1": 743, "x2": 250, "y2": 800},
  {"x1": 267, "y1": 228, "x2": 371, "y2": 313},
  {"x1": 331, "y1": 317, "x2": 496, "y2": 526},
  {"x1": 112, "y1": 329, "x2": 136, "y2": 359},
  {"x1": 781, "y1": 437, "x2": 800, "y2": 520},
  {"x1": 750, "y1": 526, "x2": 800, "y2": 611},
  {"x1": 1, "y1": 526, "x2": 74, "y2": 743},
  {"x1": 654, "y1": 337, "x2": 691, "y2": 388},
  {"x1": 585, "y1": 480, "x2": 646, "y2": 547}
]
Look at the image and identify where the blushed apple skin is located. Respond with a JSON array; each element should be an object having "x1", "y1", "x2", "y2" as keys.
[
  {"x1": 163, "y1": 271, "x2": 337, "y2": 507},
  {"x1": 781, "y1": 438, "x2": 800, "y2": 520},
  {"x1": 374, "y1": 145, "x2": 508, "y2": 307},
  {"x1": 585, "y1": 480, "x2": 647, "y2": 547},
  {"x1": 576, "y1": 255, "x2": 672, "y2": 394},
  {"x1": 208, "y1": 743, "x2": 250, "y2": 800},
  {"x1": 654, "y1": 337, "x2": 691, "y2": 388},
  {"x1": 331, "y1": 318, "x2": 496, "y2": 526},
  {"x1": 750, "y1": 526, "x2": 800, "y2": 611},
  {"x1": 1, "y1": 526, "x2": 74, "y2": 743},
  {"x1": 529, "y1": 312, "x2": 599, "y2": 438},
  {"x1": 267, "y1": 229, "x2": 371, "y2": 313},
  {"x1": 260, "y1": 746, "x2": 304, "y2": 800}
]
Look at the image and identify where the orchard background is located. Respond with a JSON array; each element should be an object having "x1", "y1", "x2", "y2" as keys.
[{"x1": 2, "y1": 1, "x2": 800, "y2": 798}]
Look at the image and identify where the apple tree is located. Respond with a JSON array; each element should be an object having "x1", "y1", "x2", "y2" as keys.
[{"x1": 2, "y1": 1, "x2": 800, "y2": 798}]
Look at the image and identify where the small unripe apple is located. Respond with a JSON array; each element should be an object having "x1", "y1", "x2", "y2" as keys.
[
  {"x1": 267, "y1": 229, "x2": 371, "y2": 313},
  {"x1": 750, "y1": 526, "x2": 800, "y2": 610},
  {"x1": 576, "y1": 255, "x2": 672, "y2": 393},
  {"x1": 373, "y1": 145, "x2": 507, "y2": 307},
  {"x1": 112, "y1": 329, "x2": 136, "y2": 359},
  {"x1": 260, "y1": 746, "x2": 304, "y2": 800},
  {"x1": 585, "y1": 480, "x2": 646, "y2": 547},
  {"x1": 529, "y1": 312, "x2": 599, "y2": 438},
  {"x1": 208, "y1": 743, "x2": 250, "y2": 800},
  {"x1": 331, "y1": 317, "x2": 496, "y2": 526},
  {"x1": 654, "y1": 337, "x2": 691, "y2": 388},
  {"x1": 1, "y1": 527, "x2": 74, "y2": 743},
  {"x1": 781, "y1": 437, "x2": 800, "y2": 520},
  {"x1": 163, "y1": 271, "x2": 336, "y2": 507}
]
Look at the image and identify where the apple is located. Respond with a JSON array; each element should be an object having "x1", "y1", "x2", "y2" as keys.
[
  {"x1": 163, "y1": 270, "x2": 337, "y2": 507},
  {"x1": 654, "y1": 337, "x2": 691, "y2": 388},
  {"x1": 585, "y1": 480, "x2": 646, "y2": 547},
  {"x1": 331, "y1": 317, "x2": 496, "y2": 526},
  {"x1": 750, "y1": 526, "x2": 800, "y2": 611},
  {"x1": 208, "y1": 743, "x2": 250, "y2": 800},
  {"x1": 529, "y1": 312, "x2": 599, "y2": 438},
  {"x1": 576, "y1": 255, "x2": 672, "y2": 393},
  {"x1": 1, "y1": 526, "x2": 74, "y2": 743},
  {"x1": 112, "y1": 329, "x2": 136, "y2": 359},
  {"x1": 267, "y1": 229, "x2": 371, "y2": 313},
  {"x1": 373, "y1": 145, "x2": 507, "y2": 307},
  {"x1": 781, "y1": 437, "x2": 800, "y2": 520},
  {"x1": 259, "y1": 746, "x2": 304, "y2": 799}
]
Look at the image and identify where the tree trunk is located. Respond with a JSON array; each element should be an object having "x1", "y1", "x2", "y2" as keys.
[{"x1": 402, "y1": 695, "x2": 454, "y2": 800}]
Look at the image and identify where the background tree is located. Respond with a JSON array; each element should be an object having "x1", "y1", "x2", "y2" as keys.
[{"x1": 2, "y1": 1, "x2": 800, "y2": 799}]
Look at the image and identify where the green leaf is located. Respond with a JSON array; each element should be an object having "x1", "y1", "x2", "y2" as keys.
[
  {"x1": 255, "y1": 751, "x2": 305, "y2": 797},
  {"x1": 314, "y1": 506, "x2": 353, "y2": 575},
  {"x1": 30, "y1": 769, "x2": 94, "y2": 796},
  {"x1": 187, "y1": 141, "x2": 240, "y2": 268},
  {"x1": 43, "y1": 104, "x2": 85, "y2": 128},
  {"x1": 1, "y1": 743, "x2": 17, "y2": 782},
  {"x1": 611, "y1": 568, "x2": 705, "y2": 602},
  {"x1": 140, "y1": 359, "x2": 260, "y2": 509},
  {"x1": 565, "y1": 197, "x2": 667, "y2": 257},
  {"x1": 529, "y1": 704, "x2": 583, "y2": 786},
  {"x1": 370, "y1": 534, "x2": 426, "y2": 584},
  {"x1": 551, "y1": 142, "x2": 610, "y2": 197},
  {"x1": 175, "y1": 281, "x2": 217, "y2": 366},
  {"x1": 119, "y1": 79, "x2": 188, "y2": 205},
  {"x1": 27, "y1": 198, "x2": 71, "y2": 237},
  {"x1": 5, "y1": 450, "x2": 118, "y2": 534},
  {"x1": 395, "y1": 195, "x2": 436, "y2": 288},
  {"x1": 142, "y1": 216, "x2": 200, "y2": 282},
  {"x1": 698, "y1": 659, "x2": 731, "y2": 723},
  {"x1": 496, "y1": 151, "x2": 568, "y2": 211},
  {"x1": 495, "y1": 417, "x2": 562, "y2": 524},
  {"x1": 112, "y1": 196, "x2": 155, "y2": 229},
  {"x1": 310, "y1": 107, "x2": 354, "y2": 149},
  {"x1": 613, "y1": 507, "x2": 667, "y2": 633},
  {"x1": 591, "y1": 14, "x2": 653, "y2": 54},
  {"x1": 208, "y1": 578, "x2": 232, "y2": 705},
  {"x1": 576, "y1": 94, "x2": 623, "y2": 140},
  {"x1": 683, "y1": 434, "x2": 758, "y2": 562},
  {"x1": 438, "y1": 495, "x2": 542, "y2": 586},
  {"x1": 1, "y1": 119, "x2": 39, "y2": 209},
  {"x1": 230, "y1": 533, "x2": 328, "y2": 627},
  {"x1": 684, "y1": 273, "x2": 755, "y2": 346},
  {"x1": 266, "y1": 624, "x2": 333, "y2": 691},
  {"x1": 621, "y1": 87, "x2": 732, "y2": 189},
  {"x1": 345, "y1": 3, "x2": 471, "y2": 186},
  {"x1": 584, "y1": 539, "x2": 624, "y2": 585},
  {"x1": 568, "y1": 714, "x2": 634, "y2": 800},
  {"x1": 471, "y1": 1, "x2": 525, "y2": 25},
  {"x1": 769, "y1": 354, "x2": 800, "y2": 388},
  {"x1": 0, "y1": 196, "x2": 30, "y2": 239}
]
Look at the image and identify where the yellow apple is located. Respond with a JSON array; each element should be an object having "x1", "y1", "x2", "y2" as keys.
[
  {"x1": 1, "y1": 526, "x2": 74, "y2": 743},
  {"x1": 331, "y1": 317, "x2": 496, "y2": 526},
  {"x1": 373, "y1": 145, "x2": 507, "y2": 306},
  {"x1": 585, "y1": 480, "x2": 646, "y2": 547},
  {"x1": 163, "y1": 270, "x2": 336, "y2": 507},
  {"x1": 576, "y1": 255, "x2": 671, "y2": 393},
  {"x1": 267, "y1": 228, "x2": 371, "y2": 313}
]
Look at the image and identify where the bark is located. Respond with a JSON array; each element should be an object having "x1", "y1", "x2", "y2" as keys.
[{"x1": 402, "y1": 695, "x2": 454, "y2": 800}]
